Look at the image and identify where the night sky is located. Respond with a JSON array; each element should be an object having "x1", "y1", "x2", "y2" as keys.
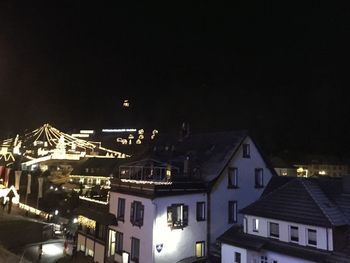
[{"x1": 0, "y1": 3, "x2": 349, "y2": 156}]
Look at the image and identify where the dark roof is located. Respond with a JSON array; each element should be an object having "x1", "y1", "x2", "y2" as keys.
[
  {"x1": 70, "y1": 157, "x2": 129, "y2": 177},
  {"x1": 219, "y1": 226, "x2": 350, "y2": 263},
  {"x1": 241, "y1": 177, "x2": 348, "y2": 227},
  {"x1": 74, "y1": 201, "x2": 117, "y2": 225},
  {"x1": 142, "y1": 131, "x2": 248, "y2": 182}
]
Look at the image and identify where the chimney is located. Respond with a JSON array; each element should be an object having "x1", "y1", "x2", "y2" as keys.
[{"x1": 342, "y1": 174, "x2": 350, "y2": 194}]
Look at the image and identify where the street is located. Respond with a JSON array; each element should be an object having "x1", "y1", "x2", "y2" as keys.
[{"x1": 21, "y1": 239, "x2": 72, "y2": 263}]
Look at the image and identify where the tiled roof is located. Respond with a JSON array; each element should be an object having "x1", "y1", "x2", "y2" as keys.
[{"x1": 241, "y1": 177, "x2": 348, "y2": 227}]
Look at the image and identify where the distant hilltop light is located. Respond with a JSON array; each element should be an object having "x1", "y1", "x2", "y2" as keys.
[{"x1": 123, "y1": 99, "x2": 130, "y2": 107}]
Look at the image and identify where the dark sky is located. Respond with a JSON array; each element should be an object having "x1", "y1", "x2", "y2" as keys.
[{"x1": 0, "y1": 3, "x2": 349, "y2": 156}]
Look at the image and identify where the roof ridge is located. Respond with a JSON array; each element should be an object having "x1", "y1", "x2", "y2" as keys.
[{"x1": 300, "y1": 179, "x2": 338, "y2": 226}]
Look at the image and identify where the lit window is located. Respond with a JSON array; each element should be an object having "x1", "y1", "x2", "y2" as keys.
[
  {"x1": 116, "y1": 231, "x2": 123, "y2": 255},
  {"x1": 243, "y1": 144, "x2": 250, "y2": 158},
  {"x1": 131, "y1": 237, "x2": 140, "y2": 262},
  {"x1": 307, "y1": 229, "x2": 317, "y2": 246},
  {"x1": 117, "y1": 198, "x2": 125, "y2": 221},
  {"x1": 108, "y1": 229, "x2": 116, "y2": 257},
  {"x1": 167, "y1": 204, "x2": 189, "y2": 229},
  {"x1": 130, "y1": 201, "x2": 144, "y2": 227},
  {"x1": 196, "y1": 202, "x2": 206, "y2": 221},
  {"x1": 228, "y1": 201, "x2": 237, "y2": 224},
  {"x1": 253, "y1": 218, "x2": 259, "y2": 232},
  {"x1": 290, "y1": 226, "x2": 299, "y2": 242},
  {"x1": 195, "y1": 241, "x2": 205, "y2": 258},
  {"x1": 255, "y1": 168, "x2": 264, "y2": 188},
  {"x1": 228, "y1": 167, "x2": 238, "y2": 188},
  {"x1": 269, "y1": 222, "x2": 279, "y2": 238},
  {"x1": 235, "y1": 252, "x2": 241, "y2": 263}
]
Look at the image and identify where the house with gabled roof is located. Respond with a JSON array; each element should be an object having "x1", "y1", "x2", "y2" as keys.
[
  {"x1": 103, "y1": 130, "x2": 275, "y2": 263},
  {"x1": 219, "y1": 176, "x2": 350, "y2": 263}
]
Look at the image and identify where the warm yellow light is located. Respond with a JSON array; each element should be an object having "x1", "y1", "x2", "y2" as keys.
[
  {"x1": 78, "y1": 215, "x2": 96, "y2": 229},
  {"x1": 123, "y1": 100, "x2": 130, "y2": 107}
]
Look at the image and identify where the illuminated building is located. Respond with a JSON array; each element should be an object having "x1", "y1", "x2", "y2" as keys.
[
  {"x1": 103, "y1": 131, "x2": 275, "y2": 262},
  {"x1": 75, "y1": 200, "x2": 117, "y2": 263},
  {"x1": 220, "y1": 176, "x2": 350, "y2": 262}
]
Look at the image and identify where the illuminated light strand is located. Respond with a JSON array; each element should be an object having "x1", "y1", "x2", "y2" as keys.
[
  {"x1": 120, "y1": 179, "x2": 173, "y2": 185},
  {"x1": 102, "y1": 128, "x2": 137, "y2": 133},
  {"x1": 78, "y1": 215, "x2": 96, "y2": 229},
  {"x1": 79, "y1": 196, "x2": 109, "y2": 205}
]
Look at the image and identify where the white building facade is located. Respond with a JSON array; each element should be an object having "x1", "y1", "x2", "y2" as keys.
[{"x1": 107, "y1": 182, "x2": 207, "y2": 263}]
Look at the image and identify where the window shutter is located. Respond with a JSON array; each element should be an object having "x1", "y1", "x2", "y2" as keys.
[
  {"x1": 167, "y1": 206, "x2": 173, "y2": 227},
  {"x1": 130, "y1": 202, "x2": 135, "y2": 224},
  {"x1": 183, "y1": 205, "x2": 189, "y2": 227},
  {"x1": 140, "y1": 204, "x2": 144, "y2": 226}
]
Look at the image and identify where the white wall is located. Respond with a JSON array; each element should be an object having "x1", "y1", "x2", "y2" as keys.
[
  {"x1": 109, "y1": 192, "x2": 154, "y2": 263},
  {"x1": 222, "y1": 243, "x2": 315, "y2": 263},
  {"x1": 110, "y1": 191, "x2": 207, "y2": 263},
  {"x1": 210, "y1": 136, "x2": 274, "y2": 243},
  {"x1": 153, "y1": 193, "x2": 207, "y2": 263},
  {"x1": 221, "y1": 243, "x2": 247, "y2": 263},
  {"x1": 245, "y1": 215, "x2": 333, "y2": 251}
]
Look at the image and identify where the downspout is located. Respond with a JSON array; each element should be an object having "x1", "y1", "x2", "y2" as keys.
[
  {"x1": 326, "y1": 228, "x2": 329, "y2": 251},
  {"x1": 207, "y1": 188, "x2": 211, "y2": 256}
]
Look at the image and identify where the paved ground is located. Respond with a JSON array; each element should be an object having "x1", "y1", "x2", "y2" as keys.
[
  {"x1": 20, "y1": 240, "x2": 68, "y2": 263},
  {"x1": 0, "y1": 206, "x2": 70, "y2": 263},
  {"x1": 55, "y1": 252, "x2": 95, "y2": 263}
]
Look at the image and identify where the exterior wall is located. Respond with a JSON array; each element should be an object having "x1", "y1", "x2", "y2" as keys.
[
  {"x1": 221, "y1": 243, "x2": 247, "y2": 263},
  {"x1": 222, "y1": 243, "x2": 315, "y2": 263},
  {"x1": 245, "y1": 215, "x2": 333, "y2": 251},
  {"x1": 109, "y1": 191, "x2": 207, "y2": 263},
  {"x1": 210, "y1": 136, "x2": 274, "y2": 243},
  {"x1": 94, "y1": 242, "x2": 105, "y2": 263},
  {"x1": 153, "y1": 193, "x2": 207, "y2": 263},
  {"x1": 109, "y1": 192, "x2": 154, "y2": 263}
]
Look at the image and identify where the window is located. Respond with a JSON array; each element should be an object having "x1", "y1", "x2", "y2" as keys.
[
  {"x1": 117, "y1": 198, "x2": 125, "y2": 221},
  {"x1": 108, "y1": 229, "x2": 116, "y2": 257},
  {"x1": 131, "y1": 237, "x2": 140, "y2": 262},
  {"x1": 195, "y1": 241, "x2": 205, "y2": 257},
  {"x1": 290, "y1": 226, "x2": 299, "y2": 242},
  {"x1": 96, "y1": 223, "x2": 106, "y2": 240},
  {"x1": 228, "y1": 201, "x2": 237, "y2": 224},
  {"x1": 243, "y1": 144, "x2": 250, "y2": 158},
  {"x1": 228, "y1": 167, "x2": 238, "y2": 188},
  {"x1": 269, "y1": 222, "x2": 279, "y2": 238},
  {"x1": 234, "y1": 252, "x2": 241, "y2": 263},
  {"x1": 255, "y1": 168, "x2": 264, "y2": 188},
  {"x1": 130, "y1": 201, "x2": 144, "y2": 227},
  {"x1": 307, "y1": 229, "x2": 317, "y2": 246},
  {"x1": 116, "y1": 231, "x2": 123, "y2": 255},
  {"x1": 261, "y1": 256, "x2": 268, "y2": 263},
  {"x1": 167, "y1": 204, "x2": 189, "y2": 229},
  {"x1": 253, "y1": 218, "x2": 259, "y2": 232},
  {"x1": 196, "y1": 202, "x2": 206, "y2": 221}
]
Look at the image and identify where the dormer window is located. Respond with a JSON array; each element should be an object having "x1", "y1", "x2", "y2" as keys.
[
  {"x1": 269, "y1": 222, "x2": 279, "y2": 238},
  {"x1": 307, "y1": 229, "x2": 317, "y2": 246},
  {"x1": 290, "y1": 226, "x2": 299, "y2": 242},
  {"x1": 167, "y1": 204, "x2": 188, "y2": 229},
  {"x1": 243, "y1": 144, "x2": 250, "y2": 158},
  {"x1": 252, "y1": 218, "x2": 259, "y2": 232}
]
